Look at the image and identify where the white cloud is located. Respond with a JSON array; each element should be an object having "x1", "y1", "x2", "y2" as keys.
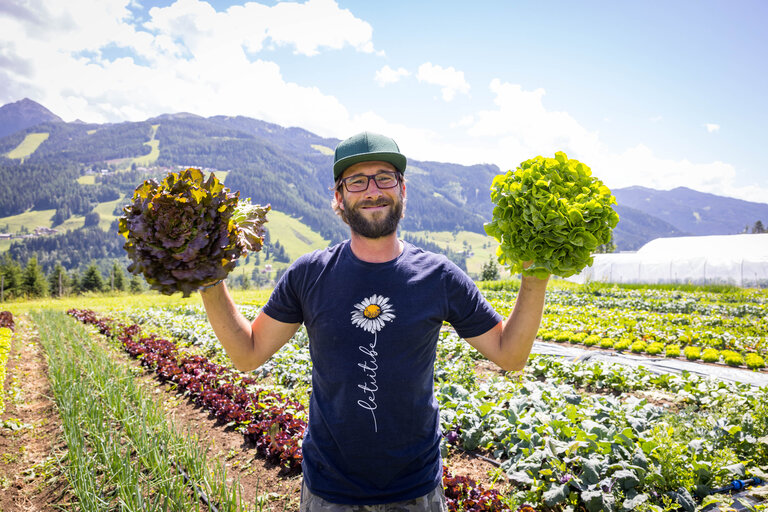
[
  {"x1": 450, "y1": 115, "x2": 475, "y2": 129},
  {"x1": 463, "y1": 79, "x2": 600, "y2": 164},
  {"x1": 416, "y1": 62, "x2": 470, "y2": 102},
  {"x1": 594, "y1": 145, "x2": 768, "y2": 203},
  {"x1": 430, "y1": 79, "x2": 768, "y2": 203},
  {"x1": 262, "y1": 0, "x2": 376, "y2": 56},
  {"x1": 0, "y1": 1, "x2": 762, "y2": 204},
  {"x1": 0, "y1": 0, "x2": 376, "y2": 135},
  {"x1": 374, "y1": 65, "x2": 410, "y2": 86},
  {"x1": 143, "y1": 0, "x2": 376, "y2": 58}
]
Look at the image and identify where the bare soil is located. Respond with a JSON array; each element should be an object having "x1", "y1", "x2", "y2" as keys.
[{"x1": 0, "y1": 316, "x2": 71, "y2": 511}]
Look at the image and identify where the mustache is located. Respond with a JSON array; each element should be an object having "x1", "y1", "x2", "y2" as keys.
[{"x1": 357, "y1": 199, "x2": 392, "y2": 208}]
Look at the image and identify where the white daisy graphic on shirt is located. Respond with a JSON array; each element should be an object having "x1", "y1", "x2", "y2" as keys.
[
  {"x1": 351, "y1": 294, "x2": 395, "y2": 433},
  {"x1": 351, "y1": 294, "x2": 395, "y2": 333}
]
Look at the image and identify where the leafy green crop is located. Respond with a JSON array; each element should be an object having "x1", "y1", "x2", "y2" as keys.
[
  {"x1": 118, "y1": 168, "x2": 270, "y2": 297},
  {"x1": 485, "y1": 152, "x2": 619, "y2": 278}
]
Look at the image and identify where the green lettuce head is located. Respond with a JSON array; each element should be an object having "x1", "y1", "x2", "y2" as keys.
[
  {"x1": 118, "y1": 168, "x2": 270, "y2": 297},
  {"x1": 484, "y1": 152, "x2": 619, "y2": 279}
]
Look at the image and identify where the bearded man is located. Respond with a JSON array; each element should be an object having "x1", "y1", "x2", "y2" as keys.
[{"x1": 200, "y1": 132, "x2": 549, "y2": 511}]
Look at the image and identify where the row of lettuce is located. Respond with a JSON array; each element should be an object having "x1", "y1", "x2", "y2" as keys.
[
  {"x1": 117, "y1": 303, "x2": 767, "y2": 511},
  {"x1": 483, "y1": 286, "x2": 768, "y2": 370}
]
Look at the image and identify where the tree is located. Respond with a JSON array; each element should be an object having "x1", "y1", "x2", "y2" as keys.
[
  {"x1": 111, "y1": 262, "x2": 126, "y2": 291},
  {"x1": 129, "y1": 274, "x2": 144, "y2": 293},
  {"x1": 480, "y1": 256, "x2": 500, "y2": 281},
  {"x1": 594, "y1": 233, "x2": 617, "y2": 254},
  {"x1": 22, "y1": 255, "x2": 48, "y2": 297},
  {"x1": 251, "y1": 268, "x2": 270, "y2": 288},
  {"x1": 51, "y1": 204, "x2": 72, "y2": 227},
  {"x1": 80, "y1": 263, "x2": 105, "y2": 292},
  {"x1": 84, "y1": 210, "x2": 101, "y2": 227},
  {"x1": 753, "y1": 220, "x2": 765, "y2": 234},
  {"x1": 0, "y1": 254, "x2": 23, "y2": 300},
  {"x1": 239, "y1": 269, "x2": 251, "y2": 290},
  {"x1": 48, "y1": 262, "x2": 70, "y2": 297},
  {"x1": 69, "y1": 269, "x2": 80, "y2": 293}
]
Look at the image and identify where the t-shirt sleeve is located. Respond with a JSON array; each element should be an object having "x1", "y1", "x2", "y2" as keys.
[
  {"x1": 443, "y1": 262, "x2": 502, "y2": 338},
  {"x1": 261, "y1": 259, "x2": 305, "y2": 324}
]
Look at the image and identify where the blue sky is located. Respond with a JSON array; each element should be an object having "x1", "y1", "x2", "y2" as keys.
[{"x1": 2, "y1": 0, "x2": 766, "y2": 203}]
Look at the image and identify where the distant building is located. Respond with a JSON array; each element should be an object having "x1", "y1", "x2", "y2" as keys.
[{"x1": 33, "y1": 226, "x2": 58, "y2": 236}]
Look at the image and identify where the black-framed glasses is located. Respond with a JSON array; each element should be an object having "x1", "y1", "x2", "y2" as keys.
[{"x1": 339, "y1": 171, "x2": 400, "y2": 193}]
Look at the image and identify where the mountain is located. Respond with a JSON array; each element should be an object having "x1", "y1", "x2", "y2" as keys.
[
  {"x1": 610, "y1": 204, "x2": 689, "y2": 251},
  {"x1": 1, "y1": 99, "x2": 765, "y2": 264},
  {"x1": 0, "y1": 98, "x2": 63, "y2": 139},
  {"x1": 613, "y1": 186, "x2": 768, "y2": 237},
  {"x1": 0, "y1": 107, "x2": 497, "y2": 250}
]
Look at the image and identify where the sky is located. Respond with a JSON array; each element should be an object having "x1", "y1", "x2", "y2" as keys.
[{"x1": 2, "y1": 0, "x2": 767, "y2": 204}]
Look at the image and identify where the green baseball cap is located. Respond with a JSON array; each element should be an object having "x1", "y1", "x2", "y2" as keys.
[{"x1": 333, "y1": 131, "x2": 407, "y2": 180}]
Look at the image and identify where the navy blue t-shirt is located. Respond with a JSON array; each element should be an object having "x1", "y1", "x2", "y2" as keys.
[{"x1": 262, "y1": 240, "x2": 501, "y2": 504}]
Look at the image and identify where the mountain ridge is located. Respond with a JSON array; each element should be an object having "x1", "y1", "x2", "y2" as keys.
[
  {"x1": 1, "y1": 98, "x2": 765, "y2": 255},
  {"x1": 0, "y1": 98, "x2": 63, "y2": 139},
  {"x1": 612, "y1": 185, "x2": 768, "y2": 238}
]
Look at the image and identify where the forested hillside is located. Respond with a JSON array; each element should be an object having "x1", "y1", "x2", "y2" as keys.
[
  {"x1": 3, "y1": 99, "x2": 766, "y2": 279},
  {"x1": 0, "y1": 108, "x2": 503, "y2": 268},
  {"x1": 0, "y1": 121, "x2": 149, "y2": 220},
  {"x1": 6, "y1": 224, "x2": 125, "y2": 272},
  {"x1": 613, "y1": 186, "x2": 768, "y2": 237}
]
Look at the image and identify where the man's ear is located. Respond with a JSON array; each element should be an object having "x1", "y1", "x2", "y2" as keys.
[{"x1": 335, "y1": 188, "x2": 344, "y2": 209}]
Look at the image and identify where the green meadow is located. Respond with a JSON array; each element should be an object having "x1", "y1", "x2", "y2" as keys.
[
  {"x1": 4, "y1": 132, "x2": 49, "y2": 161},
  {"x1": 131, "y1": 124, "x2": 160, "y2": 167},
  {"x1": 402, "y1": 229, "x2": 502, "y2": 276}
]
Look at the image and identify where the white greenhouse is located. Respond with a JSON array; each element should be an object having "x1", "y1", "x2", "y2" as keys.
[{"x1": 570, "y1": 233, "x2": 768, "y2": 287}]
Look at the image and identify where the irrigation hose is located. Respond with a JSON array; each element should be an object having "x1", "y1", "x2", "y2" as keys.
[
  {"x1": 170, "y1": 459, "x2": 220, "y2": 512},
  {"x1": 161, "y1": 441, "x2": 220, "y2": 512},
  {"x1": 708, "y1": 477, "x2": 764, "y2": 495},
  {"x1": 449, "y1": 442, "x2": 504, "y2": 468}
]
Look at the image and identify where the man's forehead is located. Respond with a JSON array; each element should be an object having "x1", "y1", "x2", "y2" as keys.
[{"x1": 341, "y1": 160, "x2": 397, "y2": 178}]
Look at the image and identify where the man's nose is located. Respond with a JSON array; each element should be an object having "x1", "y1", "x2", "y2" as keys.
[{"x1": 363, "y1": 178, "x2": 385, "y2": 195}]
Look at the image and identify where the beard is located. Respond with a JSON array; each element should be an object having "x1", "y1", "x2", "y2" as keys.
[{"x1": 343, "y1": 195, "x2": 403, "y2": 239}]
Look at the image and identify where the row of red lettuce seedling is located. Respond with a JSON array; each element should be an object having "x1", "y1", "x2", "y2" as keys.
[
  {"x1": 0, "y1": 310, "x2": 14, "y2": 330},
  {"x1": 67, "y1": 308, "x2": 522, "y2": 511},
  {"x1": 67, "y1": 308, "x2": 304, "y2": 472}
]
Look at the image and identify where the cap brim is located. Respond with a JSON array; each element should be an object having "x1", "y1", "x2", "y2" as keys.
[{"x1": 333, "y1": 152, "x2": 407, "y2": 180}]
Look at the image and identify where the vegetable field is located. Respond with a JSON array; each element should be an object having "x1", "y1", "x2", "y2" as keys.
[{"x1": 1, "y1": 282, "x2": 767, "y2": 511}]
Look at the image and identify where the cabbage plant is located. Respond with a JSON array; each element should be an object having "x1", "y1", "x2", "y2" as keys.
[
  {"x1": 118, "y1": 168, "x2": 269, "y2": 297},
  {"x1": 485, "y1": 152, "x2": 619, "y2": 279}
]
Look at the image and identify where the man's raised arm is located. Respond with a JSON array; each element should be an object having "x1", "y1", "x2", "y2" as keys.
[
  {"x1": 465, "y1": 273, "x2": 549, "y2": 372},
  {"x1": 200, "y1": 282, "x2": 301, "y2": 372}
]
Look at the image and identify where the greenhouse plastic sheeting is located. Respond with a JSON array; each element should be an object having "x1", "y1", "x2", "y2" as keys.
[
  {"x1": 531, "y1": 341, "x2": 768, "y2": 388},
  {"x1": 569, "y1": 233, "x2": 768, "y2": 287}
]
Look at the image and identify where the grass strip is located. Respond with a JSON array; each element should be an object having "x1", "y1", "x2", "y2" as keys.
[{"x1": 32, "y1": 309, "x2": 262, "y2": 512}]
